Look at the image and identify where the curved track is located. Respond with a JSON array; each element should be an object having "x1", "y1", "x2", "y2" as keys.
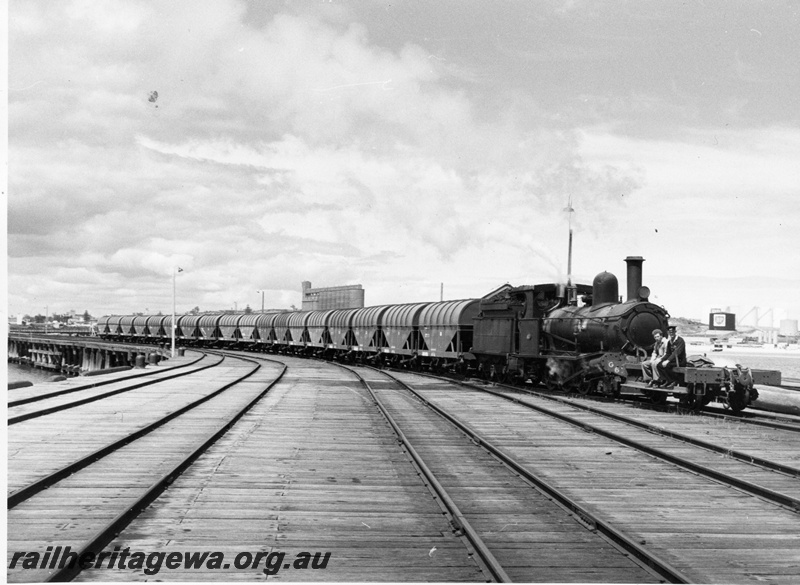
[
  {"x1": 338, "y1": 363, "x2": 681, "y2": 583},
  {"x1": 7, "y1": 352, "x2": 214, "y2": 424},
  {"x1": 8, "y1": 349, "x2": 799, "y2": 583},
  {"x1": 72, "y1": 354, "x2": 489, "y2": 582},
  {"x1": 7, "y1": 352, "x2": 286, "y2": 582}
]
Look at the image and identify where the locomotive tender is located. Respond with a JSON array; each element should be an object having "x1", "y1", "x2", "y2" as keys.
[{"x1": 98, "y1": 256, "x2": 778, "y2": 412}]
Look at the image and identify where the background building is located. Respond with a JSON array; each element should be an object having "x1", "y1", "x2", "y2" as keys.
[{"x1": 301, "y1": 281, "x2": 364, "y2": 311}]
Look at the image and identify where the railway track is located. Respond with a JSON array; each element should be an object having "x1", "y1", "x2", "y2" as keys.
[
  {"x1": 475, "y1": 381, "x2": 800, "y2": 473},
  {"x1": 7, "y1": 351, "x2": 213, "y2": 424},
  {"x1": 7, "y1": 352, "x2": 286, "y2": 582},
  {"x1": 680, "y1": 406, "x2": 800, "y2": 433},
  {"x1": 7, "y1": 348, "x2": 205, "y2": 405},
  {"x1": 376, "y1": 369, "x2": 800, "y2": 583},
  {"x1": 521, "y1": 383, "x2": 800, "y2": 433},
  {"x1": 342, "y1": 363, "x2": 677, "y2": 583},
  {"x1": 71, "y1": 354, "x2": 488, "y2": 582},
  {"x1": 480, "y1": 384, "x2": 800, "y2": 509},
  {"x1": 8, "y1": 350, "x2": 799, "y2": 582}
]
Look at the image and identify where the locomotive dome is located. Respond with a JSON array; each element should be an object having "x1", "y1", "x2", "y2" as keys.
[{"x1": 592, "y1": 271, "x2": 619, "y2": 305}]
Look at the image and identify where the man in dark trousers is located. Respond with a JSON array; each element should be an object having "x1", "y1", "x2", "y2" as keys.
[{"x1": 658, "y1": 325, "x2": 686, "y2": 389}]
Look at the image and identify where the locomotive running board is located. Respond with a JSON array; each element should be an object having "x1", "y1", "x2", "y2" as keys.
[{"x1": 619, "y1": 380, "x2": 689, "y2": 396}]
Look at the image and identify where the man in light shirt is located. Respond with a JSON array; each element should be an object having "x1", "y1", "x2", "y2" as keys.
[{"x1": 642, "y1": 329, "x2": 667, "y2": 387}]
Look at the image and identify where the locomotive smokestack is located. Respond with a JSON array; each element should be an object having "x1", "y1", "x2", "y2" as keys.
[{"x1": 624, "y1": 256, "x2": 644, "y2": 301}]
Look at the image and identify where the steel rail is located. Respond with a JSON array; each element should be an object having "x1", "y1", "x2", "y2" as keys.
[
  {"x1": 542, "y1": 382, "x2": 800, "y2": 433},
  {"x1": 337, "y1": 364, "x2": 511, "y2": 583},
  {"x1": 45, "y1": 356, "x2": 288, "y2": 582},
  {"x1": 502, "y1": 387, "x2": 800, "y2": 478},
  {"x1": 453, "y1": 380, "x2": 800, "y2": 513},
  {"x1": 689, "y1": 408, "x2": 800, "y2": 433},
  {"x1": 7, "y1": 351, "x2": 207, "y2": 408},
  {"x1": 8, "y1": 353, "x2": 224, "y2": 425},
  {"x1": 371, "y1": 367, "x2": 691, "y2": 584},
  {"x1": 401, "y1": 368, "x2": 800, "y2": 478},
  {"x1": 8, "y1": 354, "x2": 269, "y2": 508}
]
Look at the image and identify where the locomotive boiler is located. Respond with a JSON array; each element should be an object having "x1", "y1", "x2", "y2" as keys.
[{"x1": 471, "y1": 257, "x2": 669, "y2": 394}]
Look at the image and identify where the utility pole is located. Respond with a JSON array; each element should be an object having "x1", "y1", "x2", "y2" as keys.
[
  {"x1": 171, "y1": 269, "x2": 176, "y2": 358},
  {"x1": 171, "y1": 267, "x2": 183, "y2": 358}
]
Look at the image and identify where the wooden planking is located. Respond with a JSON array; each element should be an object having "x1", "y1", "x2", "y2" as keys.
[
  {"x1": 507, "y1": 388, "x2": 800, "y2": 470},
  {"x1": 401, "y1": 374, "x2": 800, "y2": 584},
  {"x1": 6, "y1": 351, "x2": 203, "y2": 404},
  {"x1": 15, "y1": 352, "x2": 796, "y2": 582},
  {"x1": 358, "y1": 368, "x2": 663, "y2": 584},
  {"x1": 69, "y1": 357, "x2": 485, "y2": 582},
  {"x1": 518, "y1": 394, "x2": 800, "y2": 477},
  {"x1": 6, "y1": 362, "x2": 286, "y2": 583},
  {"x1": 7, "y1": 359, "x2": 267, "y2": 492}
]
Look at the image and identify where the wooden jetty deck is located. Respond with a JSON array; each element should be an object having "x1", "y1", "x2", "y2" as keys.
[{"x1": 7, "y1": 352, "x2": 800, "y2": 582}]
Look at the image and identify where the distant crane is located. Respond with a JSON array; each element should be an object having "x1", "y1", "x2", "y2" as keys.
[{"x1": 739, "y1": 306, "x2": 774, "y2": 328}]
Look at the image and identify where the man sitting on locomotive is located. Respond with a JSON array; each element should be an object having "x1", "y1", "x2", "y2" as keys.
[
  {"x1": 658, "y1": 325, "x2": 687, "y2": 389},
  {"x1": 642, "y1": 329, "x2": 668, "y2": 387}
]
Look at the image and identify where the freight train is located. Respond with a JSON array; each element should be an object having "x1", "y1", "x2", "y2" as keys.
[{"x1": 98, "y1": 256, "x2": 779, "y2": 412}]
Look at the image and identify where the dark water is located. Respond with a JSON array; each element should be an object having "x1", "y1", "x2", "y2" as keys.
[{"x1": 7, "y1": 362, "x2": 63, "y2": 384}]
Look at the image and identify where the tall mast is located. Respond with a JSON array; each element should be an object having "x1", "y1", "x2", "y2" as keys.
[{"x1": 565, "y1": 195, "x2": 575, "y2": 286}]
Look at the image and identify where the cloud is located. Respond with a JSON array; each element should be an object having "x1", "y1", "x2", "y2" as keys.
[{"x1": 11, "y1": 1, "x2": 796, "y2": 321}]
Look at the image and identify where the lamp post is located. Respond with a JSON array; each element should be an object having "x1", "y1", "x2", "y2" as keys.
[
  {"x1": 171, "y1": 269, "x2": 177, "y2": 358},
  {"x1": 171, "y1": 267, "x2": 183, "y2": 358},
  {"x1": 256, "y1": 290, "x2": 265, "y2": 313}
]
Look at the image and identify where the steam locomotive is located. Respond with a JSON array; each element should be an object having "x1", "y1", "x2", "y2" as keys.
[{"x1": 98, "y1": 256, "x2": 778, "y2": 412}]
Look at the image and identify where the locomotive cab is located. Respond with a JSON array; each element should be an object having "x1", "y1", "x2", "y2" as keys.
[
  {"x1": 471, "y1": 282, "x2": 591, "y2": 382},
  {"x1": 472, "y1": 283, "x2": 564, "y2": 357}
]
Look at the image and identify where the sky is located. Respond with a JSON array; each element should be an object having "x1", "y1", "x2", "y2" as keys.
[{"x1": 6, "y1": 0, "x2": 800, "y2": 325}]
